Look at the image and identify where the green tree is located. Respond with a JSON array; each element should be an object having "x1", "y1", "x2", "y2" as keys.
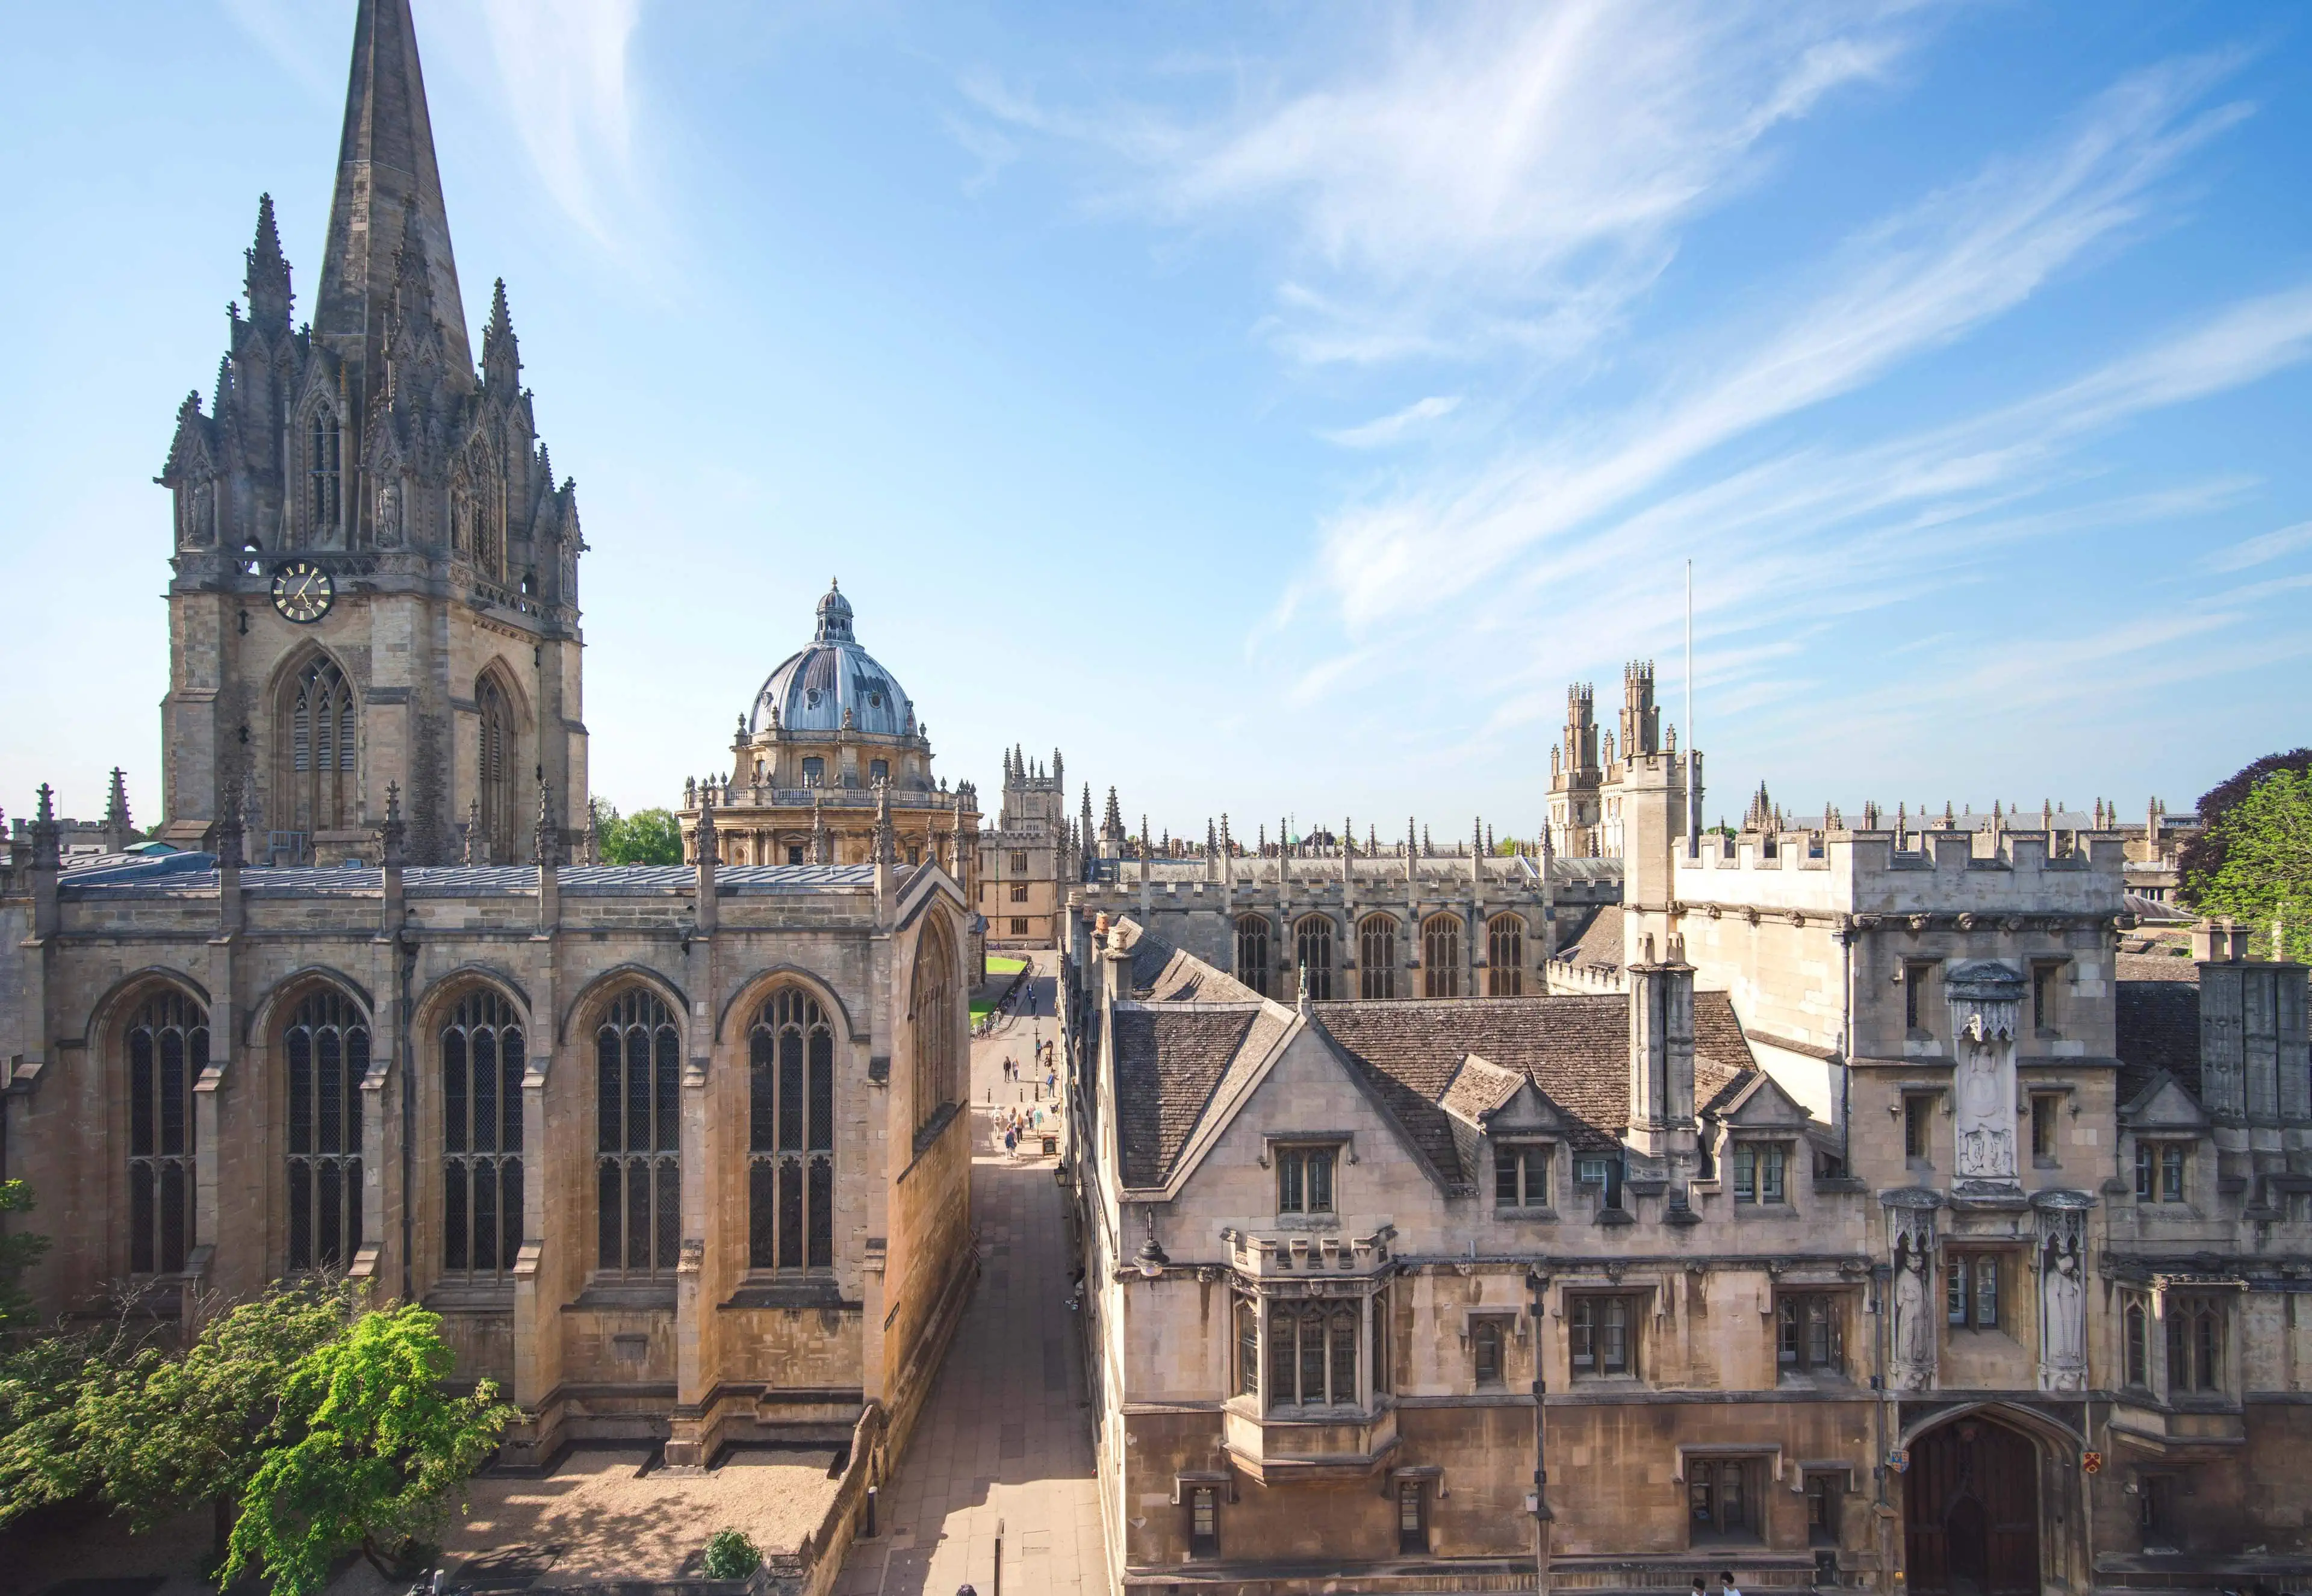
[
  {"x1": 79, "y1": 1276, "x2": 360, "y2": 1558},
  {"x1": 2177, "y1": 748, "x2": 2312, "y2": 902},
  {"x1": 2185, "y1": 766, "x2": 2312, "y2": 962},
  {"x1": 0, "y1": 1326, "x2": 135, "y2": 1527},
  {"x1": 0, "y1": 1179, "x2": 52, "y2": 1333},
  {"x1": 594, "y1": 802, "x2": 683, "y2": 865},
  {"x1": 220, "y1": 1303, "x2": 514, "y2": 1596},
  {"x1": 703, "y1": 1529, "x2": 763, "y2": 1579}
]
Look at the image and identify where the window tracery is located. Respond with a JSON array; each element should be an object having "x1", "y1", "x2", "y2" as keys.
[
  {"x1": 281, "y1": 655, "x2": 357, "y2": 838},
  {"x1": 595, "y1": 989, "x2": 681, "y2": 1276},
  {"x1": 125, "y1": 990, "x2": 204, "y2": 1276},
  {"x1": 284, "y1": 987, "x2": 367, "y2": 1271},
  {"x1": 440, "y1": 989, "x2": 524, "y2": 1281},
  {"x1": 1422, "y1": 914, "x2": 1462, "y2": 998},
  {"x1": 912, "y1": 917, "x2": 958, "y2": 1133},
  {"x1": 748, "y1": 987, "x2": 835, "y2": 1271},
  {"x1": 1358, "y1": 916, "x2": 1394, "y2": 1000}
]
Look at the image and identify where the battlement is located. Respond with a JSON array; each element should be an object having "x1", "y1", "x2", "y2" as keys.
[{"x1": 1673, "y1": 827, "x2": 2127, "y2": 914}]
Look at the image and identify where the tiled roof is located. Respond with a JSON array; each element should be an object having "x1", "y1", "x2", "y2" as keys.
[
  {"x1": 1551, "y1": 904, "x2": 1624, "y2": 971},
  {"x1": 2117, "y1": 978, "x2": 2202, "y2": 1107},
  {"x1": 1113, "y1": 1005, "x2": 1266, "y2": 1187},
  {"x1": 58, "y1": 859, "x2": 878, "y2": 898},
  {"x1": 2116, "y1": 949, "x2": 2201, "y2": 982},
  {"x1": 1102, "y1": 917, "x2": 1759, "y2": 1191},
  {"x1": 1310, "y1": 991, "x2": 1757, "y2": 1170}
]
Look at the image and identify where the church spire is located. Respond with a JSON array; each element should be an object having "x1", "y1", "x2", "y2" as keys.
[
  {"x1": 243, "y1": 193, "x2": 292, "y2": 331},
  {"x1": 314, "y1": 0, "x2": 470, "y2": 390},
  {"x1": 482, "y1": 277, "x2": 520, "y2": 390}
]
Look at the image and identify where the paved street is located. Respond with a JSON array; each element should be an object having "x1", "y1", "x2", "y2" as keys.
[{"x1": 836, "y1": 953, "x2": 1110, "y2": 1596}]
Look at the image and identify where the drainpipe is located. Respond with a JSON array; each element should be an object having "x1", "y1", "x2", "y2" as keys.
[
  {"x1": 1840, "y1": 914, "x2": 1856, "y2": 1170},
  {"x1": 1529, "y1": 1268, "x2": 1552, "y2": 1596}
]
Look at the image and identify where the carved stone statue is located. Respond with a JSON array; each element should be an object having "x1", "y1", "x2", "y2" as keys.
[
  {"x1": 1946, "y1": 960, "x2": 2026, "y2": 1186},
  {"x1": 2045, "y1": 1240, "x2": 2085, "y2": 1364},
  {"x1": 1892, "y1": 1241, "x2": 1933, "y2": 1383},
  {"x1": 375, "y1": 480, "x2": 401, "y2": 548}
]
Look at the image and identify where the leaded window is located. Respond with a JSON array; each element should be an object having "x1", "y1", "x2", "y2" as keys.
[
  {"x1": 2166, "y1": 1295, "x2": 2225, "y2": 1394},
  {"x1": 1494, "y1": 1142, "x2": 1550, "y2": 1209},
  {"x1": 1356, "y1": 916, "x2": 1394, "y2": 1000},
  {"x1": 1487, "y1": 915, "x2": 1524, "y2": 996},
  {"x1": 1265, "y1": 1301, "x2": 1360, "y2": 1409},
  {"x1": 1422, "y1": 914, "x2": 1461, "y2": 998},
  {"x1": 748, "y1": 988, "x2": 835, "y2": 1272},
  {"x1": 1732, "y1": 1141, "x2": 1789, "y2": 1204},
  {"x1": 1234, "y1": 915, "x2": 1271, "y2": 997},
  {"x1": 1296, "y1": 916, "x2": 1335, "y2": 1001},
  {"x1": 1947, "y1": 1252, "x2": 2002, "y2": 1330},
  {"x1": 284, "y1": 989, "x2": 367, "y2": 1271},
  {"x1": 1276, "y1": 1144, "x2": 1335, "y2": 1214},
  {"x1": 1776, "y1": 1293, "x2": 1842, "y2": 1373},
  {"x1": 441, "y1": 990, "x2": 524, "y2": 1280},
  {"x1": 596, "y1": 989, "x2": 681, "y2": 1276},
  {"x1": 125, "y1": 990, "x2": 204, "y2": 1276}
]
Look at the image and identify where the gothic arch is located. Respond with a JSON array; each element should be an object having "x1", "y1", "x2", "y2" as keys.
[
  {"x1": 908, "y1": 910, "x2": 962, "y2": 1137},
  {"x1": 1357, "y1": 913, "x2": 1400, "y2": 1001},
  {"x1": 1294, "y1": 913, "x2": 1338, "y2": 1002},
  {"x1": 293, "y1": 390, "x2": 346, "y2": 545},
  {"x1": 559, "y1": 963, "x2": 688, "y2": 1048},
  {"x1": 244, "y1": 965, "x2": 375, "y2": 1049},
  {"x1": 269, "y1": 644, "x2": 362, "y2": 846},
  {"x1": 473, "y1": 661, "x2": 529, "y2": 865},
  {"x1": 1896, "y1": 1399, "x2": 2085, "y2": 1454},
  {"x1": 102, "y1": 974, "x2": 213, "y2": 1281},
  {"x1": 412, "y1": 964, "x2": 533, "y2": 1040},
  {"x1": 82, "y1": 966, "x2": 211, "y2": 1054},
  {"x1": 1486, "y1": 913, "x2": 1527, "y2": 997},
  {"x1": 261, "y1": 973, "x2": 373, "y2": 1274},
  {"x1": 1422, "y1": 912, "x2": 1464, "y2": 998},
  {"x1": 715, "y1": 963, "x2": 863, "y2": 1046}
]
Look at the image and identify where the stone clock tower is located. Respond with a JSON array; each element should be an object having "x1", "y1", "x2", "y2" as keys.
[{"x1": 157, "y1": 0, "x2": 586, "y2": 865}]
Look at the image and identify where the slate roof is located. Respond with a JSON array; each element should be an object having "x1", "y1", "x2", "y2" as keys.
[
  {"x1": 1113, "y1": 1005, "x2": 1273, "y2": 1187},
  {"x1": 2116, "y1": 978, "x2": 2202, "y2": 1108},
  {"x1": 1550, "y1": 903, "x2": 1624, "y2": 972},
  {"x1": 1310, "y1": 993, "x2": 1756, "y2": 1169},
  {"x1": 1104, "y1": 918, "x2": 1762, "y2": 1191},
  {"x1": 58, "y1": 857, "x2": 881, "y2": 898}
]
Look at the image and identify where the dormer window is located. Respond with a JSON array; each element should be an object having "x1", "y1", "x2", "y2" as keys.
[
  {"x1": 1494, "y1": 1141, "x2": 1551, "y2": 1210},
  {"x1": 1276, "y1": 1144, "x2": 1337, "y2": 1215}
]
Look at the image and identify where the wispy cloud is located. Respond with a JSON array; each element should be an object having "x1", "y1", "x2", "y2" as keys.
[
  {"x1": 475, "y1": 0, "x2": 644, "y2": 249},
  {"x1": 2204, "y1": 518, "x2": 2312, "y2": 572},
  {"x1": 966, "y1": 1, "x2": 1929, "y2": 364},
  {"x1": 1304, "y1": 55, "x2": 2253, "y2": 632},
  {"x1": 1320, "y1": 394, "x2": 1462, "y2": 449}
]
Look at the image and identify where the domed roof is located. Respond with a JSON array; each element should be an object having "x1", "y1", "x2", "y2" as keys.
[{"x1": 748, "y1": 580, "x2": 916, "y2": 738}]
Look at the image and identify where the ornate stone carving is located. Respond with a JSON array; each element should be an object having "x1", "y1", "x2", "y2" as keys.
[
  {"x1": 1883, "y1": 1188, "x2": 1942, "y2": 1391},
  {"x1": 2035, "y1": 1190, "x2": 2093, "y2": 1394},
  {"x1": 1946, "y1": 960, "x2": 2025, "y2": 1187}
]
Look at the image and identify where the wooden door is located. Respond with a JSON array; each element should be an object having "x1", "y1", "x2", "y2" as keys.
[{"x1": 1904, "y1": 1418, "x2": 2040, "y2": 1596}]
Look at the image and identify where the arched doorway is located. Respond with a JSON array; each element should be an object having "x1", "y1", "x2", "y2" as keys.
[{"x1": 1904, "y1": 1415, "x2": 2039, "y2": 1596}]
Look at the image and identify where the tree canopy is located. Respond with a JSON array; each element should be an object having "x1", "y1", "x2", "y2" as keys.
[
  {"x1": 594, "y1": 803, "x2": 684, "y2": 866},
  {"x1": 2184, "y1": 765, "x2": 2312, "y2": 962},
  {"x1": 2177, "y1": 748, "x2": 2312, "y2": 900}
]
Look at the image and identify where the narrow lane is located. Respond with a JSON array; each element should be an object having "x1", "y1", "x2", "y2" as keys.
[{"x1": 836, "y1": 954, "x2": 1109, "y2": 1596}]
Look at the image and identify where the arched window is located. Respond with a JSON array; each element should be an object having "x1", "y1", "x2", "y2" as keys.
[
  {"x1": 125, "y1": 990, "x2": 204, "y2": 1276},
  {"x1": 284, "y1": 988, "x2": 367, "y2": 1271},
  {"x1": 281, "y1": 655, "x2": 357, "y2": 838},
  {"x1": 1423, "y1": 914, "x2": 1462, "y2": 998},
  {"x1": 912, "y1": 916, "x2": 958, "y2": 1132},
  {"x1": 1234, "y1": 915, "x2": 1272, "y2": 997},
  {"x1": 477, "y1": 674, "x2": 517, "y2": 865},
  {"x1": 1358, "y1": 916, "x2": 1396, "y2": 1001},
  {"x1": 749, "y1": 988, "x2": 835, "y2": 1272},
  {"x1": 1487, "y1": 915, "x2": 1524, "y2": 997},
  {"x1": 308, "y1": 408, "x2": 341, "y2": 536},
  {"x1": 1294, "y1": 917, "x2": 1334, "y2": 1002},
  {"x1": 1235, "y1": 1296, "x2": 1260, "y2": 1398},
  {"x1": 2124, "y1": 1302, "x2": 2148, "y2": 1388},
  {"x1": 441, "y1": 990, "x2": 524, "y2": 1280},
  {"x1": 596, "y1": 989, "x2": 680, "y2": 1276}
]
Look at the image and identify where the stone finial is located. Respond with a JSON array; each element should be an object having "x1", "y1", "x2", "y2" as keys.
[
  {"x1": 533, "y1": 782, "x2": 559, "y2": 867},
  {"x1": 382, "y1": 782, "x2": 408, "y2": 868},
  {"x1": 583, "y1": 799, "x2": 601, "y2": 865},
  {"x1": 464, "y1": 797, "x2": 483, "y2": 865},
  {"x1": 872, "y1": 780, "x2": 895, "y2": 865},
  {"x1": 212, "y1": 776, "x2": 244, "y2": 871},
  {"x1": 104, "y1": 767, "x2": 133, "y2": 851},
  {"x1": 811, "y1": 789, "x2": 830, "y2": 865}
]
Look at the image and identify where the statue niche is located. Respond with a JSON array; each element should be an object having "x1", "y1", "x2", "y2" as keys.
[{"x1": 1945, "y1": 960, "x2": 2026, "y2": 1188}]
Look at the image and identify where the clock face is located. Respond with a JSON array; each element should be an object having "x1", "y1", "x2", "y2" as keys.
[{"x1": 270, "y1": 560, "x2": 334, "y2": 624}]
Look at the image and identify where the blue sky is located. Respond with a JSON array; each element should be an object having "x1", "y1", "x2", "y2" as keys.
[{"x1": 4, "y1": 2, "x2": 2309, "y2": 839}]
